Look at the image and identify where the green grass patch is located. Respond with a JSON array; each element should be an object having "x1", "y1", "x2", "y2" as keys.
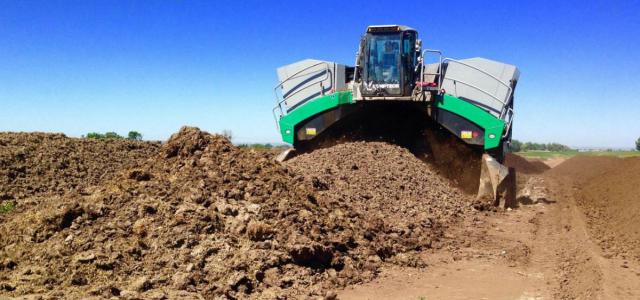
[
  {"x1": 0, "y1": 201, "x2": 15, "y2": 214},
  {"x1": 517, "y1": 150, "x2": 640, "y2": 159},
  {"x1": 584, "y1": 151, "x2": 640, "y2": 157},
  {"x1": 516, "y1": 151, "x2": 578, "y2": 159}
]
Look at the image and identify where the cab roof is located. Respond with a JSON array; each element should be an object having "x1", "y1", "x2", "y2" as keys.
[{"x1": 366, "y1": 24, "x2": 416, "y2": 33}]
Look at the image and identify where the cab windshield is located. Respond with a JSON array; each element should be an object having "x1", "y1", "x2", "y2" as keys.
[{"x1": 364, "y1": 33, "x2": 402, "y2": 95}]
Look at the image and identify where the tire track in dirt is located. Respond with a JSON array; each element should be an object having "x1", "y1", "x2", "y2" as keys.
[{"x1": 544, "y1": 156, "x2": 640, "y2": 299}]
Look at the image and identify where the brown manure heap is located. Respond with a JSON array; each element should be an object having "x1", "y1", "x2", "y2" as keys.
[
  {"x1": 0, "y1": 127, "x2": 473, "y2": 299},
  {"x1": 0, "y1": 132, "x2": 159, "y2": 202},
  {"x1": 504, "y1": 153, "x2": 550, "y2": 174}
]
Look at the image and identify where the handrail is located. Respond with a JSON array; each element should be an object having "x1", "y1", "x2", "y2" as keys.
[
  {"x1": 442, "y1": 58, "x2": 512, "y2": 105},
  {"x1": 420, "y1": 49, "x2": 443, "y2": 92},
  {"x1": 272, "y1": 106, "x2": 282, "y2": 130},
  {"x1": 272, "y1": 62, "x2": 332, "y2": 129},
  {"x1": 441, "y1": 77, "x2": 505, "y2": 109},
  {"x1": 278, "y1": 66, "x2": 331, "y2": 105},
  {"x1": 274, "y1": 62, "x2": 331, "y2": 108},
  {"x1": 502, "y1": 107, "x2": 514, "y2": 138},
  {"x1": 441, "y1": 58, "x2": 513, "y2": 120}
]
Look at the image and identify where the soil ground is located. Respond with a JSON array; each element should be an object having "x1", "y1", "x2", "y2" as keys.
[
  {"x1": 339, "y1": 156, "x2": 640, "y2": 300},
  {"x1": 1, "y1": 129, "x2": 639, "y2": 299}
]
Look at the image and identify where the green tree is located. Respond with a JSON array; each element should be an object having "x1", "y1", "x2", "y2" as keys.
[
  {"x1": 86, "y1": 132, "x2": 105, "y2": 139},
  {"x1": 127, "y1": 131, "x2": 143, "y2": 141},
  {"x1": 238, "y1": 143, "x2": 274, "y2": 150},
  {"x1": 104, "y1": 132, "x2": 123, "y2": 139},
  {"x1": 509, "y1": 139, "x2": 522, "y2": 152},
  {"x1": 636, "y1": 137, "x2": 640, "y2": 151},
  {"x1": 519, "y1": 141, "x2": 570, "y2": 152},
  {"x1": 523, "y1": 142, "x2": 545, "y2": 151},
  {"x1": 547, "y1": 143, "x2": 571, "y2": 152}
]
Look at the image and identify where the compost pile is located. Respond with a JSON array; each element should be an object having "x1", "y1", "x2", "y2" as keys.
[
  {"x1": 0, "y1": 127, "x2": 473, "y2": 299},
  {"x1": 285, "y1": 141, "x2": 471, "y2": 242},
  {"x1": 504, "y1": 153, "x2": 550, "y2": 174},
  {"x1": 0, "y1": 132, "x2": 159, "y2": 202}
]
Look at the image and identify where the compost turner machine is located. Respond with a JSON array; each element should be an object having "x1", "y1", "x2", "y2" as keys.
[{"x1": 272, "y1": 25, "x2": 518, "y2": 206}]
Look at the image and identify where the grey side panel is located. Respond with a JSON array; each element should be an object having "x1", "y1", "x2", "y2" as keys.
[
  {"x1": 335, "y1": 64, "x2": 346, "y2": 91},
  {"x1": 276, "y1": 59, "x2": 347, "y2": 113},
  {"x1": 441, "y1": 57, "x2": 519, "y2": 117}
]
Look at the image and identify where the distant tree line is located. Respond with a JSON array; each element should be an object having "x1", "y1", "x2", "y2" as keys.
[
  {"x1": 509, "y1": 139, "x2": 572, "y2": 152},
  {"x1": 84, "y1": 131, "x2": 143, "y2": 141},
  {"x1": 237, "y1": 143, "x2": 275, "y2": 150},
  {"x1": 636, "y1": 136, "x2": 640, "y2": 151},
  {"x1": 221, "y1": 130, "x2": 286, "y2": 150}
]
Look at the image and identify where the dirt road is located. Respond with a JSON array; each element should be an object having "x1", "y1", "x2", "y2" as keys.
[{"x1": 340, "y1": 157, "x2": 640, "y2": 300}]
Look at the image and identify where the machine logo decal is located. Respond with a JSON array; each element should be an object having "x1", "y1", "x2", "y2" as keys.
[{"x1": 461, "y1": 130, "x2": 473, "y2": 139}]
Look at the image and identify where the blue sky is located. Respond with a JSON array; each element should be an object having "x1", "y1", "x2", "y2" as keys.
[{"x1": 1, "y1": 1, "x2": 639, "y2": 148}]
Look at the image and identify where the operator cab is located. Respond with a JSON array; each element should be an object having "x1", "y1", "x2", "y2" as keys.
[{"x1": 360, "y1": 25, "x2": 418, "y2": 97}]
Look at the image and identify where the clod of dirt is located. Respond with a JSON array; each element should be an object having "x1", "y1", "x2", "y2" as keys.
[
  {"x1": 246, "y1": 221, "x2": 274, "y2": 241},
  {"x1": 130, "y1": 276, "x2": 152, "y2": 292},
  {"x1": 127, "y1": 169, "x2": 153, "y2": 181},
  {"x1": 162, "y1": 126, "x2": 229, "y2": 158}
]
